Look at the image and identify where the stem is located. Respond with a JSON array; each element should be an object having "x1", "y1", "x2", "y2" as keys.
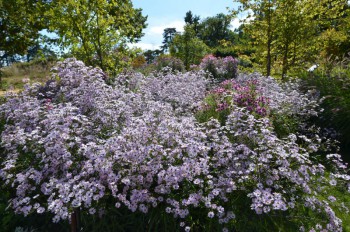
[{"x1": 70, "y1": 208, "x2": 80, "y2": 232}]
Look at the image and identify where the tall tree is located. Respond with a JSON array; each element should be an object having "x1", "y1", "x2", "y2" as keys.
[
  {"x1": 161, "y1": 28, "x2": 177, "y2": 53},
  {"x1": 170, "y1": 25, "x2": 210, "y2": 70},
  {"x1": 198, "y1": 13, "x2": 235, "y2": 48},
  {"x1": 0, "y1": 0, "x2": 51, "y2": 86},
  {"x1": 274, "y1": 0, "x2": 349, "y2": 76},
  {"x1": 184, "y1": 11, "x2": 201, "y2": 35},
  {"x1": 233, "y1": 0, "x2": 350, "y2": 77},
  {"x1": 0, "y1": 0, "x2": 49, "y2": 66},
  {"x1": 46, "y1": 0, "x2": 147, "y2": 73},
  {"x1": 232, "y1": 0, "x2": 277, "y2": 76},
  {"x1": 184, "y1": 11, "x2": 201, "y2": 25},
  {"x1": 143, "y1": 49, "x2": 162, "y2": 64}
]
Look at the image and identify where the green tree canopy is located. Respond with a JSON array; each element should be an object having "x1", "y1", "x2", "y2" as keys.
[
  {"x1": 198, "y1": 13, "x2": 235, "y2": 48},
  {"x1": 0, "y1": 0, "x2": 49, "y2": 65},
  {"x1": 161, "y1": 28, "x2": 177, "y2": 53},
  {"x1": 170, "y1": 25, "x2": 210, "y2": 70},
  {"x1": 143, "y1": 49, "x2": 162, "y2": 64},
  {"x1": 232, "y1": 0, "x2": 350, "y2": 77},
  {"x1": 1, "y1": 0, "x2": 147, "y2": 75},
  {"x1": 184, "y1": 11, "x2": 201, "y2": 35},
  {"x1": 45, "y1": 0, "x2": 147, "y2": 74}
]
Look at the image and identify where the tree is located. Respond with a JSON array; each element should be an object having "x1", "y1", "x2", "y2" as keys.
[
  {"x1": 161, "y1": 28, "x2": 177, "y2": 53},
  {"x1": 143, "y1": 49, "x2": 162, "y2": 64},
  {"x1": 310, "y1": 0, "x2": 350, "y2": 61},
  {"x1": 184, "y1": 11, "x2": 201, "y2": 35},
  {"x1": 232, "y1": 0, "x2": 277, "y2": 76},
  {"x1": 184, "y1": 11, "x2": 201, "y2": 25},
  {"x1": 0, "y1": 0, "x2": 48, "y2": 66},
  {"x1": 0, "y1": 0, "x2": 52, "y2": 87},
  {"x1": 232, "y1": 0, "x2": 350, "y2": 77},
  {"x1": 170, "y1": 25, "x2": 210, "y2": 70},
  {"x1": 46, "y1": 0, "x2": 147, "y2": 74},
  {"x1": 198, "y1": 13, "x2": 235, "y2": 48},
  {"x1": 272, "y1": 0, "x2": 349, "y2": 77}
]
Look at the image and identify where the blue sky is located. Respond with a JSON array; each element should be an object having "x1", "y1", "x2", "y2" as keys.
[{"x1": 131, "y1": 0, "x2": 240, "y2": 50}]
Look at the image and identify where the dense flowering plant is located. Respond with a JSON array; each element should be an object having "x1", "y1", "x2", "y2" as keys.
[
  {"x1": 0, "y1": 58, "x2": 349, "y2": 231},
  {"x1": 199, "y1": 54, "x2": 238, "y2": 80},
  {"x1": 197, "y1": 73, "x2": 321, "y2": 137},
  {"x1": 136, "y1": 55, "x2": 185, "y2": 76},
  {"x1": 199, "y1": 78, "x2": 269, "y2": 118},
  {"x1": 153, "y1": 55, "x2": 185, "y2": 72}
]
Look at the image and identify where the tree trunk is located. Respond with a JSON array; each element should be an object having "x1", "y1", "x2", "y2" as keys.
[
  {"x1": 70, "y1": 208, "x2": 80, "y2": 232},
  {"x1": 282, "y1": 41, "x2": 289, "y2": 79},
  {"x1": 266, "y1": 0, "x2": 272, "y2": 77}
]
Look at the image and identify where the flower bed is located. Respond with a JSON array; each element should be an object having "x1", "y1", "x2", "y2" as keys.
[{"x1": 0, "y1": 59, "x2": 349, "y2": 232}]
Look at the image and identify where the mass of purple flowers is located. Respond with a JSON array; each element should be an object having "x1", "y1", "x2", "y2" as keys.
[
  {"x1": 203, "y1": 78, "x2": 270, "y2": 117},
  {"x1": 153, "y1": 55, "x2": 185, "y2": 72},
  {"x1": 0, "y1": 58, "x2": 349, "y2": 231},
  {"x1": 199, "y1": 54, "x2": 238, "y2": 80}
]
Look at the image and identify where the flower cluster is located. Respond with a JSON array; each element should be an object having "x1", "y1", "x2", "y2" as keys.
[
  {"x1": 199, "y1": 54, "x2": 238, "y2": 80},
  {"x1": 153, "y1": 55, "x2": 185, "y2": 73},
  {"x1": 0, "y1": 58, "x2": 349, "y2": 231},
  {"x1": 198, "y1": 72, "x2": 322, "y2": 136},
  {"x1": 207, "y1": 78, "x2": 269, "y2": 117},
  {"x1": 235, "y1": 73, "x2": 320, "y2": 119}
]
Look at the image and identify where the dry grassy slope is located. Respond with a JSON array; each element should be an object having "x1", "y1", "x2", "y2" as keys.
[{"x1": 0, "y1": 61, "x2": 56, "y2": 95}]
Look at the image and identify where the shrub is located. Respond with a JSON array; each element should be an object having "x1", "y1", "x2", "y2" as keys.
[
  {"x1": 197, "y1": 73, "x2": 320, "y2": 137},
  {"x1": 135, "y1": 55, "x2": 185, "y2": 75},
  {"x1": 153, "y1": 55, "x2": 185, "y2": 73},
  {"x1": 300, "y1": 61, "x2": 350, "y2": 163},
  {"x1": 199, "y1": 55, "x2": 238, "y2": 80},
  {"x1": 0, "y1": 58, "x2": 349, "y2": 232}
]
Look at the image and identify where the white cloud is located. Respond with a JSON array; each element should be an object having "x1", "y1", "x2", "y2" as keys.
[
  {"x1": 230, "y1": 18, "x2": 241, "y2": 30},
  {"x1": 230, "y1": 10, "x2": 257, "y2": 30},
  {"x1": 128, "y1": 42, "x2": 161, "y2": 51},
  {"x1": 148, "y1": 20, "x2": 185, "y2": 36}
]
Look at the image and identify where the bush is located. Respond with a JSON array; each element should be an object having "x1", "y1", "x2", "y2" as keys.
[
  {"x1": 153, "y1": 55, "x2": 185, "y2": 73},
  {"x1": 212, "y1": 46, "x2": 238, "y2": 59},
  {"x1": 300, "y1": 62, "x2": 350, "y2": 163},
  {"x1": 0, "y1": 58, "x2": 349, "y2": 232},
  {"x1": 134, "y1": 55, "x2": 185, "y2": 75},
  {"x1": 197, "y1": 73, "x2": 320, "y2": 136},
  {"x1": 199, "y1": 55, "x2": 238, "y2": 80}
]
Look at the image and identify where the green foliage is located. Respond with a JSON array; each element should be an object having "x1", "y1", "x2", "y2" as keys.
[
  {"x1": 0, "y1": 187, "x2": 68, "y2": 232},
  {"x1": 0, "y1": 0, "x2": 147, "y2": 75},
  {"x1": 300, "y1": 60, "x2": 350, "y2": 162},
  {"x1": 195, "y1": 93, "x2": 231, "y2": 125},
  {"x1": 232, "y1": 0, "x2": 350, "y2": 77},
  {"x1": 184, "y1": 11, "x2": 201, "y2": 35},
  {"x1": 198, "y1": 13, "x2": 236, "y2": 48},
  {"x1": 161, "y1": 28, "x2": 177, "y2": 53},
  {"x1": 45, "y1": 0, "x2": 147, "y2": 74},
  {"x1": 143, "y1": 49, "x2": 163, "y2": 64},
  {"x1": 270, "y1": 112, "x2": 299, "y2": 139},
  {"x1": 212, "y1": 46, "x2": 238, "y2": 59},
  {"x1": 170, "y1": 25, "x2": 211, "y2": 70},
  {"x1": 77, "y1": 203, "x2": 181, "y2": 232},
  {"x1": 0, "y1": 0, "x2": 48, "y2": 65}
]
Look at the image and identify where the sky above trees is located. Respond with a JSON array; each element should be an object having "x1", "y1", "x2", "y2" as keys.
[{"x1": 131, "y1": 0, "x2": 240, "y2": 50}]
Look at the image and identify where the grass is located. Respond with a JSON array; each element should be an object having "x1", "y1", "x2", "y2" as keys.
[{"x1": 0, "y1": 60, "x2": 56, "y2": 94}]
